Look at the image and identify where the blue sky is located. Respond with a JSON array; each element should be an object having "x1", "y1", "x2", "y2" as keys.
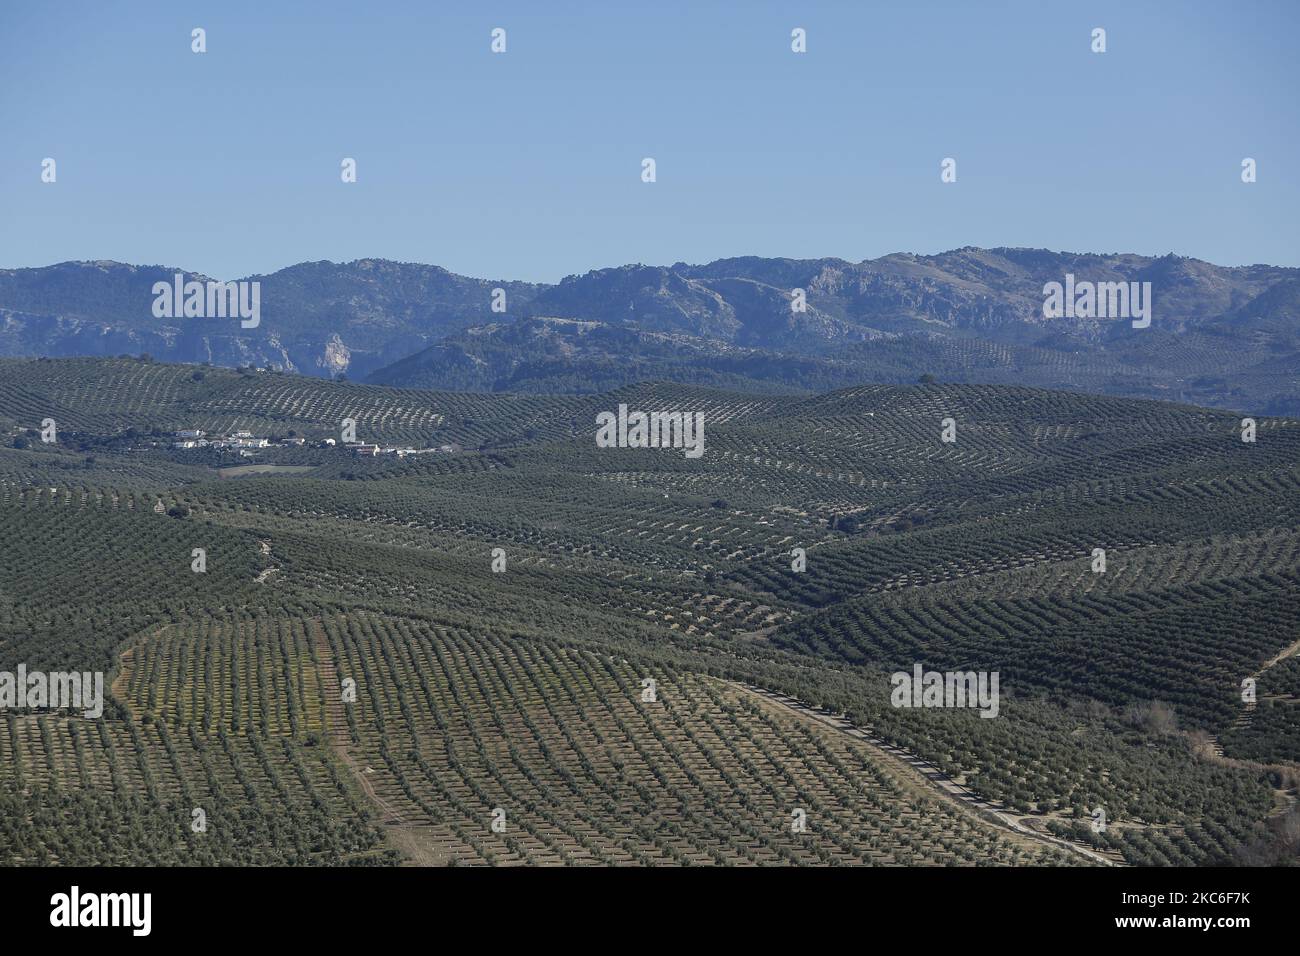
[{"x1": 1, "y1": 0, "x2": 1295, "y2": 281}]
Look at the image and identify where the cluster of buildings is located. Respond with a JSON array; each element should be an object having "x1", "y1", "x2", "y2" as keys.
[
  {"x1": 346, "y1": 442, "x2": 458, "y2": 458},
  {"x1": 171, "y1": 429, "x2": 318, "y2": 456},
  {"x1": 169, "y1": 430, "x2": 457, "y2": 459},
  {"x1": 172, "y1": 429, "x2": 269, "y2": 450}
]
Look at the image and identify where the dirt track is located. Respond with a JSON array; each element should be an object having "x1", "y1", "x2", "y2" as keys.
[{"x1": 733, "y1": 681, "x2": 1119, "y2": 866}]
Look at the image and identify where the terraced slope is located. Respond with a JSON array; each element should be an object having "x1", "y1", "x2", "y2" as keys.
[
  {"x1": 114, "y1": 610, "x2": 1070, "y2": 866},
  {"x1": 1, "y1": 358, "x2": 1296, "y2": 866}
]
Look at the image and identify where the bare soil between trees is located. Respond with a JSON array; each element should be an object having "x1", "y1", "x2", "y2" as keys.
[{"x1": 732, "y1": 682, "x2": 1120, "y2": 866}]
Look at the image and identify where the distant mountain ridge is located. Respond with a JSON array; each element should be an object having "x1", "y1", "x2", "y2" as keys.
[
  {"x1": 1, "y1": 249, "x2": 1296, "y2": 412},
  {"x1": 0, "y1": 259, "x2": 543, "y2": 380}
]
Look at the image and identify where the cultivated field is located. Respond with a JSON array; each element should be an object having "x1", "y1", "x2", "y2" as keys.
[{"x1": 1, "y1": 358, "x2": 1297, "y2": 865}]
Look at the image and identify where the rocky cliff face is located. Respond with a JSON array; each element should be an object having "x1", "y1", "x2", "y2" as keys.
[{"x1": 0, "y1": 259, "x2": 542, "y2": 380}]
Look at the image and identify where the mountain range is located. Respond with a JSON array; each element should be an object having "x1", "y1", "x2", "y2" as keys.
[{"x1": 2, "y1": 248, "x2": 1296, "y2": 412}]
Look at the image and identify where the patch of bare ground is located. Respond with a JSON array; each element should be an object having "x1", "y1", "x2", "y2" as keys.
[{"x1": 310, "y1": 619, "x2": 447, "y2": 866}]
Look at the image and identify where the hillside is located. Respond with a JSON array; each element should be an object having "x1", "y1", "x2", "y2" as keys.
[{"x1": 1, "y1": 357, "x2": 1297, "y2": 866}]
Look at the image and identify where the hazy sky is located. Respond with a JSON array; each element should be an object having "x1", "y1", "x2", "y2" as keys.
[{"x1": 1, "y1": 0, "x2": 1295, "y2": 281}]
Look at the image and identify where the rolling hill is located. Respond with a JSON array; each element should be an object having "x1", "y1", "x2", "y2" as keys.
[{"x1": 1, "y1": 357, "x2": 1297, "y2": 865}]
